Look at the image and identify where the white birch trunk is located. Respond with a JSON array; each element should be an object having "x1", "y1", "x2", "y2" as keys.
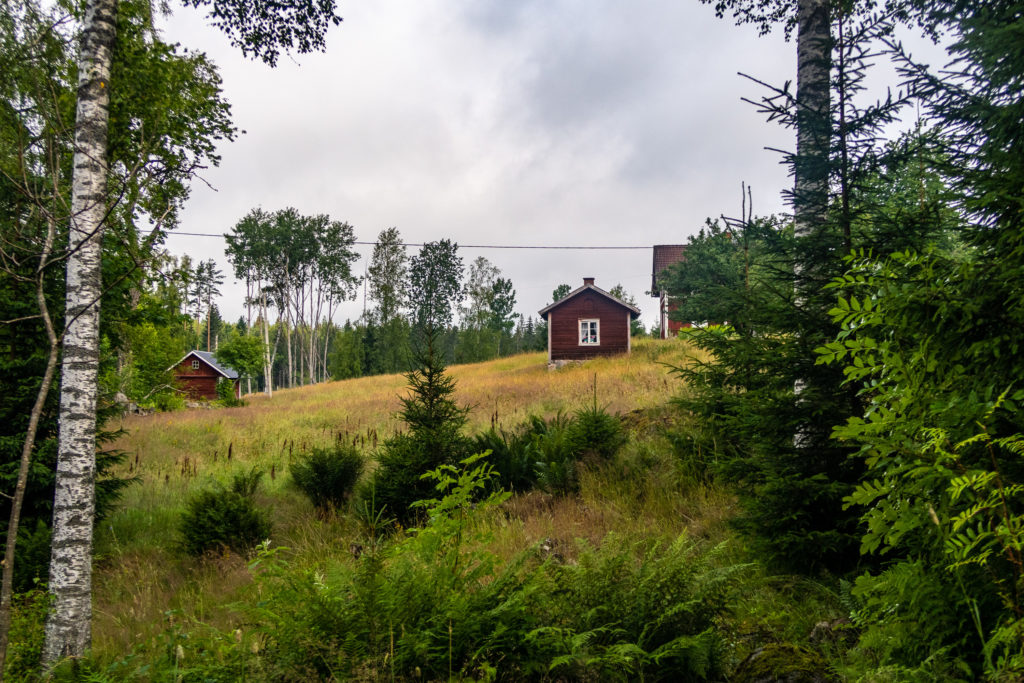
[
  {"x1": 43, "y1": 0, "x2": 118, "y2": 665},
  {"x1": 261, "y1": 290, "x2": 273, "y2": 397},
  {"x1": 285, "y1": 287, "x2": 293, "y2": 389}
]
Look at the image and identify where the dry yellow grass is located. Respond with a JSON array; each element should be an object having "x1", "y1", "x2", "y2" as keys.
[
  {"x1": 92, "y1": 337, "x2": 714, "y2": 656},
  {"x1": 109, "y1": 338, "x2": 697, "y2": 494}
]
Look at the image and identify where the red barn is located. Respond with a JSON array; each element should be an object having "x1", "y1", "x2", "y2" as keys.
[
  {"x1": 170, "y1": 350, "x2": 241, "y2": 400},
  {"x1": 538, "y1": 278, "x2": 640, "y2": 363},
  {"x1": 651, "y1": 244, "x2": 689, "y2": 338}
]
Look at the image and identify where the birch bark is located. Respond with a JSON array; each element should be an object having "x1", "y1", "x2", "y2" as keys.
[{"x1": 42, "y1": 0, "x2": 117, "y2": 665}]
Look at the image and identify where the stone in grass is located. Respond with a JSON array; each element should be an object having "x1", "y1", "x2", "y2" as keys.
[{"x1": 732, "y1": 643, "x2": 837, "y2": 683}]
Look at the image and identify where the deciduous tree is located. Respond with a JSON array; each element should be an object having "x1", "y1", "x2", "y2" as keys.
[{"x1": 408, "y1": 240, "x2": 463, "y2": 334}]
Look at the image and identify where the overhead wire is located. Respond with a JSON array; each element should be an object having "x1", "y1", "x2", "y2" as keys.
[{"x1": 156, "y1": 231, "x2": 654, "y2": 250}]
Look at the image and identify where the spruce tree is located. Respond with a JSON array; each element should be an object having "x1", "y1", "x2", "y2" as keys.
[{"x1": 364, "y1": 327, "x2": 470, "y2": 526}]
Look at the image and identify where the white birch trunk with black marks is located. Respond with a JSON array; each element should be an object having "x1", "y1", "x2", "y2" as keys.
[
  {"x1": 261, "y1": 291, "x2": 273, "y2": 397},
  {"x1": 43, "y1": 0, "x2": 118, "y2": 665}
]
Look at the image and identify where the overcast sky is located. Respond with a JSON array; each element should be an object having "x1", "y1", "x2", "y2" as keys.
[{"x1": 157, "y1": 1, "x2": 933, "y2": 329}]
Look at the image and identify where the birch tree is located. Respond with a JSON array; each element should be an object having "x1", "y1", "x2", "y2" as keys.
[
  {"x1": 43, "y1": 0, "x2": 342, "y2": 666},
  {"x1": 367, "y1": 227, "x2": 410, "y2": 373},
  {"x1": 43, "y1": 0, "x2": 118, "y2": 662}
]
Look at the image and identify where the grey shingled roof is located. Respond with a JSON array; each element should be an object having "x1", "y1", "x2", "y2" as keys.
[{"x1": 173, "y1": 350, "x2": 239, "y2": 379}]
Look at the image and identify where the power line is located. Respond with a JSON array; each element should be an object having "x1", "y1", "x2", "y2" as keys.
[{"x1": 158, "y1": 231, "x2": 653, "y2": 250}]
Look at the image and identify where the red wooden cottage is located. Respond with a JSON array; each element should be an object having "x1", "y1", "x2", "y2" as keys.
[
  {"x1": 538, "y1": 278, "x2": 641, "y2": 363},
  {"x1": 651, "y1": 244, "x2": 689, "y2": 338},
  {"x1": 170, "y1": 350, "x2": 241, "y2": 400}
]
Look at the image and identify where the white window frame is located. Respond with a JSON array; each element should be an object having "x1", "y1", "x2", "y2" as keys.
[
  {"x1": 579, "y1": 318, "x2": 600, "y2": 346},
  {"x1": 191, "y1": 359, "x2": 200, "y2": 369}
]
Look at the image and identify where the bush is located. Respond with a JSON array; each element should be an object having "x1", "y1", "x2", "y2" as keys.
[
  {"x1": 473, "y1": 410, "x2": 627, "y2": 497},
  {"x1": 528, "y1": 413, "x2": 579, "y2": 496},
  {"x1": 153, "y1": 390, "x2": 186, "y2": 411},
  {"x1": 471, "y1": 427, "x2": 538, "y2": 493},
  {"x1": 291, "y1": 444, "x2": 364, "y2": 514},
  {"x1": 215, "y1": 377, "x2": 244, "y2": 407},
  {"x1": 568, "y1": 404, "x2": 628, "y2": 460},
  {"x1": 179, "y1": 469, "x2": 272, "y2": 556},
  {"x1": 6, "y1": 588, "x2": 47, "y2": 680}
]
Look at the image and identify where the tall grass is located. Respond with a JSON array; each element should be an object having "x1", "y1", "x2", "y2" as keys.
[{"x1": 88, "y1": 338, "x2": 725, "y2": 661}]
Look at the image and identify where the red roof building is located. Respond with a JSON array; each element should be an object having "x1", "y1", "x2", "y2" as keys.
[{"x1": 538, "y1": 278, "x2": 641, "y2": 363}]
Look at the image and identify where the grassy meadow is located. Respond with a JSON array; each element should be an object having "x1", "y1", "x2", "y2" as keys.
[{"x1": 70, "y1": 336, "x2": 842, "y2": 679}]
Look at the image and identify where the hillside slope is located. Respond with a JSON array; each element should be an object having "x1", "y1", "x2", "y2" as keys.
[{"x1": 91, "y1": 338, "x2": 718, "y2": 656}]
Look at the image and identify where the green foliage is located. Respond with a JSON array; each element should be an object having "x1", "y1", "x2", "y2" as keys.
[
  {"x1": 732, "y1": 643, "x2": 836, "y2": 683},
  {"x1": 4, "y1": 588, "x2": 47, "y2": 681},
  {"x1": 363, "y1": 328, "x2": 471, "y2": 526},
  {"x1": 220, "y1": 454, "x2": 743, "y2": 681},
  {"x1": 327, "y1": 320, "x2": 366, "y2": 379},
  {"x1": 214, "y1": 377, "x2": 242, "y2": 407},
  {"x1": 569, "y1": 404, "x2": 628, "y2": 461},
  {"x1": 818, "y1": 249, "x2": 1024, "y2": 675},
  {"x1": 178, "y1": 469, "x2": 272, "y2": 557},
  {"x1": 814, "y1": 8, "x2": 1024, "y2": 666},
  {"x1": 214, "y1": 333, "x2": 264, "y2": 383},
  {"x1": 1, "y1": 433, "x2": 136, "y2": 592},
  {"x1": 527, "y1": 413, "x2": 580, "y2": 497},
  {"x1": 470, "y1": 428, "x2": 539, "y2": 494},
  {"x1": 408, "y1": 239, "x2": 464, "y2": 332},
  {"x1": 474, "y1": 408, "x2": 627, "y2": 498},
  {"x1": 551, "y1": 283, "x2": 571, "y2": 303},
  {"x1": 663, "y1": 16, "x2": 963, "y2": 574},
  {"x1": 367, "y1": 227, "x2": 408, "y2": 325},
  {"x1": 290, "y1": 444, "x2": 364, "y2": 514},
  {"x1": 665, "y1": 217, "x2": 868, "y2": 573},
  {"x1": 179, "y1": 0, "x2": 342, "y2": 68},
  {"x1": 527, "y1": 536, "x2": 739, "y2": 681}
]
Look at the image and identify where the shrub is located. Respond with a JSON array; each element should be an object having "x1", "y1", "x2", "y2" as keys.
[
  {"x1": 291, "y1": 444, "x2": 364, "y2": 514},
  {"x1": 568, "y1": 404, "x2": 628, "y2": 460},
  {"x1": 179, "y1": 468, "x2": 272, "y2": 556},
  {"x1": 6, "y1": 588, "x2": 47, "y2": 680},
  {"x1": 215, "y1": 377, "x2": 244, "y2": 407},
  {"x1": 471, "y1": 427, "x2": 538, "y2": 493},
  {"x1": 529, "y1": 413, "x2": 579, "y2": 496}
]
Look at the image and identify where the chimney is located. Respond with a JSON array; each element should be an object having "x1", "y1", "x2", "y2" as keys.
[{"x1": 583, "y1": 277, "x2": 595, "y2": 286}]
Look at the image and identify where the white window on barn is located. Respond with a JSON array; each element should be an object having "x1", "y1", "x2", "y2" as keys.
[
  {"x1": 579, "y1": 319, "x2": 599, "y2": 345},
  {"x1": 191, "y1": 359, "x2": 200, "y2": 369}
]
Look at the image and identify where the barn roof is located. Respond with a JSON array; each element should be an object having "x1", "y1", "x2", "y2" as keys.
[
  {"x1": 651, "y1": 244, "x2": 686, "y2": 296},
  {"x1": 171, "y1": 350, "x2": 239, "y2": 379},
  {"x1": 538, "y1": 279, "x2": 641, "y2": 319}
]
